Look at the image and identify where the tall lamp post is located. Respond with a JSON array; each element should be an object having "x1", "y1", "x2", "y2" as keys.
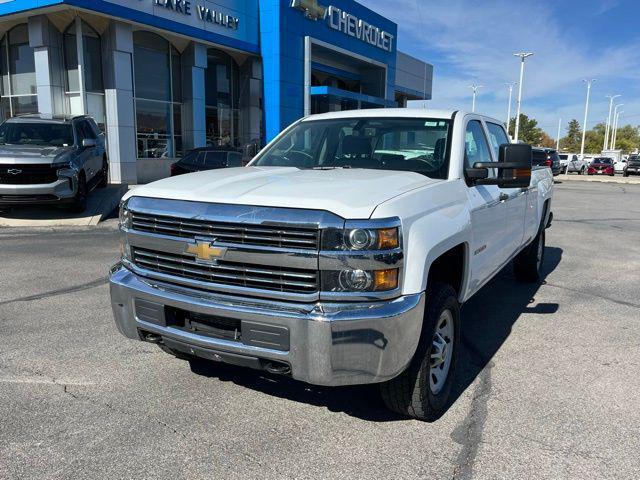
[
  {"x1": 611, "y1": 103, "x2": 623, "y2": 149},
  {"x1": 604, "y1": 94, "x2": 620, "y2": 150},
  {"x1": 613, "y1": 111, "x2": 624, "y2": 150},
  {"x1": 469, "y1": 84, "x2": 483, "y2": 113},
  {"x1": 556, "y1": 118, "x2": 562, "y2": 149},
  {"x1": 513, "y1": 52, "x2": 534, "y2": 142},
  {"x1": 580, "y1": 79, "x2": 596, "y2": 157},
  {"x1": 504, "y1": 82, "x2": 517, "y2": 134}
]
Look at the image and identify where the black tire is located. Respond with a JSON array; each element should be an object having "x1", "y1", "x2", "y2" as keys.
[
  {"x1": 158, "y1": 343, "x2": 194, "y2": 360},
  {"x1": 578, "y1": 168, "x2": 582, "y2": 175},
  {"x1": 97, "y1": 157, "x2": 108, "y2": 188},
  {"x1": 623, "y1": 172, "x2": 629, "y2": 177},
  {"x1": 380, "y1": 282, "x2": 460, "y2": 421},
  {"x1": 514, "y1": 228, "x2": 545, "y2": 283},
  {"x1": 69, "y1": 173, "x2": 87, "y2": 213}
]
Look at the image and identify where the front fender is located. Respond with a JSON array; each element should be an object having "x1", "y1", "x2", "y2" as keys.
[{"x1": 371, "y1": 179, "x2": 472, "y2": 299}]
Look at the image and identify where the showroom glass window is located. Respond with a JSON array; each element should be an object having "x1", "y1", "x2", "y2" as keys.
[
  {"x1": 205, "y1": 49, "x2": 239, "y2": 147},
  {"x1": 133, "y1": 31, "x2": 182, "y2": 158},
  {"x1": 63, "y1": 21, "x2": 105, "y2": 128},
  {"x1": 0, "y1": 24, "x2": 38, "y2": 119}
]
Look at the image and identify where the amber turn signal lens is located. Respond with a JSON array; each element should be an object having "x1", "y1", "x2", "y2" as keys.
[
  {"x1": 377, "y1": 228, "x2": 399, "y2": 250},
  {"x1": 373, "y1": 268, "x2": 399, "y2": 291}
]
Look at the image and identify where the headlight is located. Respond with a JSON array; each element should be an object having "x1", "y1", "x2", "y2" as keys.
[
  {"x1": 119, "y1": 200, "x2": 131, "y2": 230},
  {"x1": 322, "y1": 268, "x2": 399, "y2": 292},
  {"x1": 322, "y1": 221, "x2": 401, "y2": 251},
  {"x1": 52, "y1": 160, "x2": 71, "y2": 170}
]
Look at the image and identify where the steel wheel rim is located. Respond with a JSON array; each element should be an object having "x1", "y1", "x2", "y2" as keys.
[{"x1": 429, "y1": 309, "x2": 454, "y2": 394}]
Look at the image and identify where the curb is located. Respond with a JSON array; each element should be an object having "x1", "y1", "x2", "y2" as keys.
[{"x1": 557, "y1": 175, "x2": 640, "y2": 185}]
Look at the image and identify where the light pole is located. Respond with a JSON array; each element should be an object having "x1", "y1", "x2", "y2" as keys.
[
  {"x1": 556, "y1": 118, "x2": 562, "y2": 149},
  {"x1": 504, "y1": 82, "x2": 517, "y2": 133},
  {"x1": 613, "y1": 111, "x2": 623, "y2": 150},
  {"x1": 604, "y1": 94, "x2": 620, "y2": 150},
  {"x1": 469, "y1": 84, "x2": 483, "y2": 113},
  {"x1": 513, "y1": 52, "x2": 533, "y2": 142},
  {"x1": 612, "y1": 103, "x2": 623, "y2": 149},
  {"x1": 580, "y1": 79, "x2": 596, "y2": 157}
]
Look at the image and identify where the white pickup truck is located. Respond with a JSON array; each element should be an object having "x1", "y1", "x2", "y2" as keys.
[{"x1": 110, "y1": 109, "x2": 553, "y2": 420}]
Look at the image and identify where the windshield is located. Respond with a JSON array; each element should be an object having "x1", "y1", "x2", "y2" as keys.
[
  {"x1": 0, "y1": 122, "x2": 74, "y2": 147},
  {"x1": 593, "y1": 158, "x2": 612, "y2": 164},
  {"x1": 253, "y1": 117, "x2": 452, "y2": 179}
]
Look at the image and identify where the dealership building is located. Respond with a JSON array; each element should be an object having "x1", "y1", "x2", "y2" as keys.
[{"x1": 0, "y1": 0, "x2": 433, "y2": 183}]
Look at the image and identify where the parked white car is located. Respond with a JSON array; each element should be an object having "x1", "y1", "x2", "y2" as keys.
[
  {"x1": 110, "y1": 109, "x2": 554, "y2": 420},
  {"x1": 614, "y1": 157, "x2": 627, "y2": 174},
  {"x1": 565, "y1": 153, "x2": 587, "y2": 174}
]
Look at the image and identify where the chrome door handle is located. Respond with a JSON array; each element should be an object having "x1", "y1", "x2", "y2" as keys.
[{"x1": 499, "y1": 193, "x2": 509, "y2": 202}]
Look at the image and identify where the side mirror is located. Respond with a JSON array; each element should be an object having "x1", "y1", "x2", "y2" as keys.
[
  {"x1": 466, "y1": 143, "x2": 532, "y2": 188},
  {"x1": 82, "y1": 138, "x2": 97, "y2": 148}
]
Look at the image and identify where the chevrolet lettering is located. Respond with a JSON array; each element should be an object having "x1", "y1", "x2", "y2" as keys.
[{"x1": 110, "y1": 109, "x2": 553, "y2": 420}]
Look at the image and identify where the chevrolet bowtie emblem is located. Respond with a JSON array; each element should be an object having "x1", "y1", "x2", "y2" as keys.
[
  {"x1": 186, "y1": 239, "x2": 227, "y2": 262},
  {"x1": 291, "y1": 0, "x2": 326, "y2": 20}
]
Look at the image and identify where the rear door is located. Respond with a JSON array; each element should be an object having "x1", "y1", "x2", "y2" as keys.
[
  {"x1": 465, "y1": 119, "x2": 509, "y2": 292},
  {"x1": 485, "y1": 121, "x2": 528, "y2": 257}
]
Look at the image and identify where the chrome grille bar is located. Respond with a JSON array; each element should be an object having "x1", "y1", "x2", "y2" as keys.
[
  {"x1": 130, "y1": 212, "x2": 320, "y2": 250},
  {"x1": 131, "y1": 247, "x2": 318, "y2": 294}
]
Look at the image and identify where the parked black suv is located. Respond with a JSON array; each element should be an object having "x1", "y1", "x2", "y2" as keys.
[
  {"x1": 624, "y1": 154, "x2": 640, "y2": 176},
  {"x1": 532, "y1": 147, "x2": 561, "y2": 176},
  {"x1": 170, "y1": 147, "x2": 244, "y2": 176}
]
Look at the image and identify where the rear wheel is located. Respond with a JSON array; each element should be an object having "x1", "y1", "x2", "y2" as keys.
[
  {"x1": 514, "y1": 228, "x2": 545, "y2": 282},
  {"x1": 380, "y1": 283, "x2": 460, "y2": 421}
]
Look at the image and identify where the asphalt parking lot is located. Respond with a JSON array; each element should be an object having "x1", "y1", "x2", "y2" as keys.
[{"x1": 1, "y1": 181, "x2": 639, "y2": 479}]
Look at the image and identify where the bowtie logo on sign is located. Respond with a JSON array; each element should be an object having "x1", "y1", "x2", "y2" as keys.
[
  {"x1": 291, "y1": 0, "x2": 327, "y2": 20},
  {"x1": 290, "y1": 1, "x2": 394, "y2": 52}
]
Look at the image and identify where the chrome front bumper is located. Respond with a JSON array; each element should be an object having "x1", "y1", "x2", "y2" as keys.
[
  {"x1": 109, "y1": 264, "x2": 425, "y2": 386},
  {"x1": 0, "y1": 178, "x2": 76, "y2": 203}
]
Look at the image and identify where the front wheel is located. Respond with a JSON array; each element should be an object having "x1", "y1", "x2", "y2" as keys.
[
  {"x1": 97, "y1": 157, "x2": 108, "y2": 188},
  {"x1": 380, "y1": 282, "x2": 460, "y2": 421},
  {"x1": 514, "y1": 229, "x2": 545, "y2": 282},
  {"x1": 69, "y1": 174, "x2": 87, "y2": 213}
]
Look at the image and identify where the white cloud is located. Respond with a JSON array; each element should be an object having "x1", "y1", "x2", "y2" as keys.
[{"x1": 361, "y1": 0, "x2": 640, "y2": 134}]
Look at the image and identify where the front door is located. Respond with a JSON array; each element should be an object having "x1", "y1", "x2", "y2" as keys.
[
  {"x1": 485, "y1": 121, "x2": 527, "y2": 258},
  {"x1": 464, "y1": 119, "x2": 509, "y2": 294}
]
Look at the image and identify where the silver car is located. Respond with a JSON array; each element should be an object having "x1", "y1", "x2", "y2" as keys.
[{"x1": 0, "y1": 114, "x2": 107, "y2": 212}]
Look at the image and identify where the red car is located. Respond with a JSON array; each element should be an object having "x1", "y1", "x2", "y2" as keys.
[{"x1": 587, "y1": 157, "x2": 614, "y2": 176}]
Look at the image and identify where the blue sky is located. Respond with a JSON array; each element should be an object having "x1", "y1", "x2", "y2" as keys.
[{"x1": 360, "y1": 0, "x2": 640, "y2": 136}]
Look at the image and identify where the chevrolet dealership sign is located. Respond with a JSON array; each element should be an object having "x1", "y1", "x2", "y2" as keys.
[
  {"x1": 291, "y1": 0, "x2": 395, "y2": 52},
  {"x1": 153, "y1": 0, "x2": 240, "y2": 30}
]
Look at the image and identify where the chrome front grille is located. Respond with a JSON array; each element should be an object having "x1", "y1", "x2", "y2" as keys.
[
  {"x1": 131, "y1": 211, "x2": 319, "y2": 250},
  {"x1": 131, "y1": 247, "x2": 319, "y2": 294}
]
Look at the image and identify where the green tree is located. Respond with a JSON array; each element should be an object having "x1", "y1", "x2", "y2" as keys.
[
  {"x1": 584, "y1": 122, "x2": 606, "y2": 153},
  {"x1": 559, "y1": 119, "x2": 581, "y2": 152},
  {"x1": 608, "y1": 124, "x2": 640, "y2": 153},
  {"x1": 508, "y1": 113, "x2": 543, "y2": 145}
]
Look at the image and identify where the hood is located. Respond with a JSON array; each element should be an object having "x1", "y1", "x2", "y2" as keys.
[
  {"x1": 125, "y1": 166, "x2": 440, "y2": 219},
  {"x1": 0, "y1": 145, "x2": 72, "y2": 164}
]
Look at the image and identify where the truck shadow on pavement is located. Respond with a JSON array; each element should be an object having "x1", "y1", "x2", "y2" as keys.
[{"x1": 189, "y1": 247, "x2": 562, "y2": 422}]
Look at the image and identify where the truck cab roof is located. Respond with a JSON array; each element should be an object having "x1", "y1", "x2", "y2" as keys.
[{"x1": 301, "y1": 108, "x2": 503, "y2": 126}]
